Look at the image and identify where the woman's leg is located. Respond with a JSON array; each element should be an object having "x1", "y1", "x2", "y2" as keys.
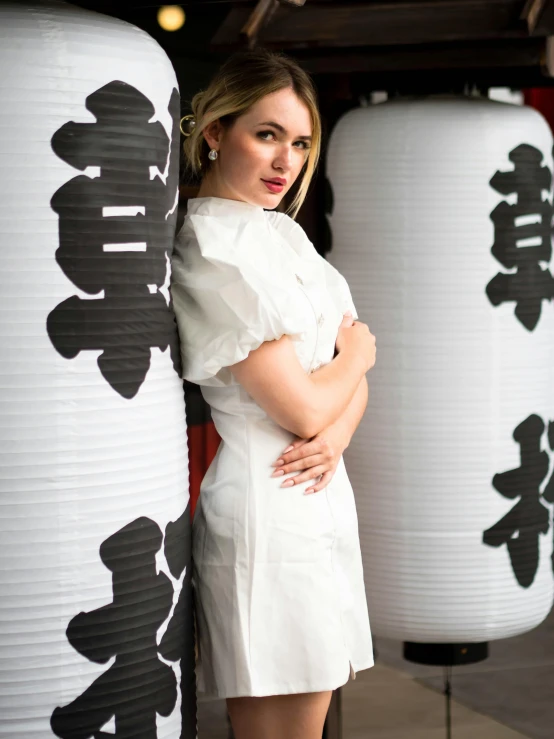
[{"x1": 226, "y1": 691, "x2": 333, "y2": 739}]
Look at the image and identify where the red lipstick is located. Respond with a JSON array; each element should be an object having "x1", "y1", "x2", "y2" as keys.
[{"x1": 262, "y1": 178, "x2": 286, "y2": 194}]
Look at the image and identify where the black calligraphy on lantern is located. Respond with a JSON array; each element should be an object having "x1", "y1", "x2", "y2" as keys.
[
  {"x1": 483, "y1": 414, "x2": 551, "y2": 588},
  {"x1": 50, "y1": 509, "x2": 194, "y2": 739},
  {"x1": 486, "y1": 143, "x2": 554, "y2": 331},
  {"x1": 159, "y1": 505, "x2": 196, "y2": 736},
  {"x1": 540, "y1": 419, "x2": 554, "y2": 574},
  {"x1": 47, "y1": 81, "x2": 182, "y2": 399}
]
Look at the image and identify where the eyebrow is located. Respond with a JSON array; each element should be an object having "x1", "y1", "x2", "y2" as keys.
[{"x1": 257, "y1": 120, "x2": 312, "y2": 141}]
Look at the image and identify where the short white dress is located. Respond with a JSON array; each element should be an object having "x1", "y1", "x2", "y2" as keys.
[{"x1": 170, "y1": 196, "x2": 373, "y2": 699}]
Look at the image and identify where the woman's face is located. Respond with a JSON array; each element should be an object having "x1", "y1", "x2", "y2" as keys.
[{"x1": 201, "y1": 87, "x2": 313, "y2": 209}]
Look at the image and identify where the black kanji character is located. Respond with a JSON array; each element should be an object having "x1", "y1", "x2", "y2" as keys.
[
  {"x1": 47, "y1": 81, "x2": 182, "y2": 399},
  {"x1": 486, "y1": 144, "x2": 554, "y2": 331},
  {"x1": 158, "y1": 504, "x2": 196, "y2": 738},
  {"x1": 483, "y1": 414, "x2": 550, "y2": 588},
  {"x1": 50, "y1": 517, "x2": 177, "y2": 738},
  {"x1": 540, "y1": 419, "x2": 554, "y2": 574}
]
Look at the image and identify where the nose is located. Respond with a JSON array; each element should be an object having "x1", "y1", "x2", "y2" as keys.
[{"x1": 273, "y1": 144, "x2": 293, "y2": 173}]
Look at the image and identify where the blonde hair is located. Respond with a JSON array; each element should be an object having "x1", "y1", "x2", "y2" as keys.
[{"x1": 182, "y1": 48, "x2": 321, "y2": 219}]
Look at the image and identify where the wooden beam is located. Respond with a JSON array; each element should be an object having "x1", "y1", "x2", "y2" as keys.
[
  {"x1": 523, "y1": 0, "x2": 554, "y2": 34},
  {"x1": 294, "y1": 37, "x2": 546, "y2": 74},
  {"x1": 523, "y1": 0, "x2": 544, "y2": 32},
  {"x1": 263, "y1": 1, "x2": 529, "y2": 47},
  {"x1": 240, "y1": 0, "x2": 280, "y2": 46},
  {"x1": 212, "y1": 0, "x2": 530, "y2": 51}
]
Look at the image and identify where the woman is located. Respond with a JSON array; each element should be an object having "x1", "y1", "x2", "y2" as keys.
[{"x1": 171, "y1": 48, "x2": 376, "y2": 739}]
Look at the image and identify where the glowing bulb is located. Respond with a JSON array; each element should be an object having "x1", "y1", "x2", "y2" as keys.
[{"x1": 157, "y1": 5, "x2": 186, "y2": 32}]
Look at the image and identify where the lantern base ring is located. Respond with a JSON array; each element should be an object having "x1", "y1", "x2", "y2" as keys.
[{"x1": 403, "y1": 641, "x2": 489, "y2": 666}]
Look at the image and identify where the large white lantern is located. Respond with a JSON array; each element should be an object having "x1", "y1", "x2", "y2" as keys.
[
  {"x1": 326, "y1": 97, "x2": 554, "y2": 651},
  {"x1": 0, "y1": 2, "x2": 194, "y2": 737}
]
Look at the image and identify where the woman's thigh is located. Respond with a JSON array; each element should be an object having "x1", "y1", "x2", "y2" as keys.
[{"x1": 226, "y1": 691, "x2": 333, "y2": 739}]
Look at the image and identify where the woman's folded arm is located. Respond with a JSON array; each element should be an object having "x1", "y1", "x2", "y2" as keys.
[{"x1": 229, "y1": 335, "x2": 367, "y2": 438}]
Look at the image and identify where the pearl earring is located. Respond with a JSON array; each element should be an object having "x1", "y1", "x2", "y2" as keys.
[{"x1": 208, "y1": 149, "x2": 218, "y2": 161}]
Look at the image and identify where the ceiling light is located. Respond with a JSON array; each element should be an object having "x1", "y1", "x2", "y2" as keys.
[{"x1": 157, "y1": 5, "x2": 186, "y2": 32}]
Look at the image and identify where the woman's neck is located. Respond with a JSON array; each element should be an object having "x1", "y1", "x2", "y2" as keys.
[{"x1": 196, "y1": 173, "x2": 232, "y2": 200}]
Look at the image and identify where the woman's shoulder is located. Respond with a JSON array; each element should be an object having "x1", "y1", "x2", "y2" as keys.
[
  {"x1": 265, "y1": 209, "x2": 318, "y2": 261},
  {"x1": 172, "y1": 198, "x2": 321, "y2": 275},
  {"x1": 176, "y1": 197, "x2": 273, "y2": 260},
  {"x1": 183, "y1": 196, "x2": 268, "y2": 235},
  {"x1": 265, "y1": 209, "x2": 355, "y2": 311},
  {"x1": 169, "y1": 201, "x2": 314, "y2": 386},
  {"x1": 172, "y1": 200, "x2": 306, "y2": 288}
]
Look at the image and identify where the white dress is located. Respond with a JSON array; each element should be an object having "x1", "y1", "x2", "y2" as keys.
[{"x1": 170, "y1": 196, "x2": 373, "y2": 699}]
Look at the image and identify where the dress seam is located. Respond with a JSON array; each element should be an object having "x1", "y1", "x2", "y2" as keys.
[
  {"x1": 295, "y1": 281, "x2": 319, "y2": 370},
  {"x1": 244, "y1": 412, "x2": 255, "y2": 693},
  {"x1": 324, "y1": 464, "x2": 353, "y2": 673}
]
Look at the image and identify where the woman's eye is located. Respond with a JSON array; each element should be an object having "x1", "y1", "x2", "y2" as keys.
[{"x1": 257, "y1": 130, "x2": 311, "y2": 150}]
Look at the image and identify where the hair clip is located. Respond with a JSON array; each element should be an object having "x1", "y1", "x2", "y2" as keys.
[{"x1": 180, "y1": 114, "x2": 196, "y2": 137}]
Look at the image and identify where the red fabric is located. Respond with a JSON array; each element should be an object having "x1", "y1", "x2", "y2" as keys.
[
  {"x1": 187, "y1": 421, "x2": 221, "y2": 522},
  {"x1": 523, "y1": 88, "x2": 554, "y2": 132}
]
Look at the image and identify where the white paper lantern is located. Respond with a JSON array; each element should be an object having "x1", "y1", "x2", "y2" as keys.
[
  {"x1": 0, "y1": 2, "x2": 194, "y2": 737},
  {"x1": 326, "y1": 97, "x2": 554, "y2": 644}
]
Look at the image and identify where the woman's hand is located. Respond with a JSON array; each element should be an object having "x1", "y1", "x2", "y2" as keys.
[
  {"x1": 269, "y1": 310, "x2": 368, "y2": 495},
  {"x1": 335, "y1": 312, "x2": 376, "y2": 373},
  {"x1": 270, "y1": 422, "x2": 350, "y2": 495}
]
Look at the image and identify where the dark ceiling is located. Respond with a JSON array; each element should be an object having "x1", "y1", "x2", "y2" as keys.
[{"x1": 68, "y1": 1, "x2": 554, "y2": 92}]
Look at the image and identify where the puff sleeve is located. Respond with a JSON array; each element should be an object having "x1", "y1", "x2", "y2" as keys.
[
  {"x1": 266, "y1": 210, "x2": 359, "y2": 321},
  {"x1": 170, "y1": 215, "x2": 311, "y2": 387},
  {"x1": 318, "y1": 256, "x2": 359, "y2": 321}
]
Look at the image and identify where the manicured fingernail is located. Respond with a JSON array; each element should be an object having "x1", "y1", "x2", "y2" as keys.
[
  {"x1": 304, "y1": 488, "x2": 314, "y2": 495},
  {"x1": 283, "y1": 445, "x2": 294, "y2": 453},
  {"x1": 281, "y1": 479, "x2": 294, "y2": 487},
  {"x1": 271, "y1": 469, "x2": 285, "y2": 477},
  {"x1": 272, "y1": 458, "x2": 284, "y2": 467}
]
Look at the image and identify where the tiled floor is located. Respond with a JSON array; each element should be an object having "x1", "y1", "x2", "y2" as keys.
[
  {"x1": 375, "y1": 609, "x2": 554, "y2": 739},
  {"x1": 342, "y1": 663, "x2": 528, "y2": 739}
]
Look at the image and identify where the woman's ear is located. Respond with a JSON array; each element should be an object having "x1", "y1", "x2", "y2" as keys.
[{"x1": 202, "y1": 119, "x2": 223, "y2": 151}]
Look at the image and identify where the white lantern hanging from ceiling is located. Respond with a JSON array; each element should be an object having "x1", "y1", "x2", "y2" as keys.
[
  {"x1": 0, "y1": 2, "x2": 194, "y2": 737},
  {"x1": 325, "y1": 96, "x2": 554, "y2": 648}
]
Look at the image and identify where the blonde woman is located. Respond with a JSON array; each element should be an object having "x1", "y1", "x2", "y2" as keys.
[{"x1": 171, "y1": 48, "x2": 376, "y2": 739}]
